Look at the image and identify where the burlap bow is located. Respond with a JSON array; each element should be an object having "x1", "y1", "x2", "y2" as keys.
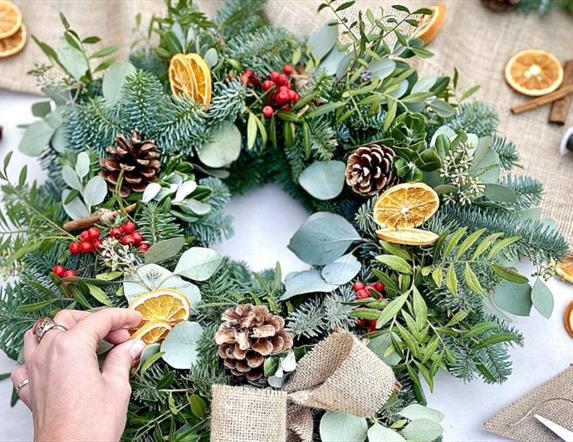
[{"x1": 210, "y1": 329, "x2": 396, "y2": 442}]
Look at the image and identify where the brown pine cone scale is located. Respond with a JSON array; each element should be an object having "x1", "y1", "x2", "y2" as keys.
[
  {"x1": 100, "y1": 130, "x2": 160, "y2": 198},
  {"x1": 215, "y1": 304, "x2": 293, "y2": 381},
  {"x1": 345, "y1": 143, "x2": 398, "y2": 196}
]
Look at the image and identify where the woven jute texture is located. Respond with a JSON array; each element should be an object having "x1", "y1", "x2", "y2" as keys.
[
  {"x1": 3, "y1": 0, "x2": 573, "y2": 244},
  {"x1": 483, "y1": 365, "x2": 573, "y2": 441},
  {"x1": 284, "y1": 329, "x2": 396, "y2": 416},
  {"x1": 210, "y1": 330, "x2": 395, "y2": 442},
  {"x1": 210, "y1": 385, "x2": 288, "y2": 442}
]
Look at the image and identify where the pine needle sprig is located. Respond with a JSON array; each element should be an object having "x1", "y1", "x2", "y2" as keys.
[
  {"x1": 445, "y1": 102, "x2": 499, "y2": 137},
  {"x1": 491, "y1": 135, "x2": 519, "y2": 170}
]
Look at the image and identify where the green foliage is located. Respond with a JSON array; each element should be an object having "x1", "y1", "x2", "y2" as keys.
[
  {"x1": 432, "y1": 205, "x2": 568, "y2": 265},
  {"x1": 515, "y1": 0, "x2": 572, "y2": 14},
  {"x1": 491, "y1": 135, "x2": 519, "y2": 170},
  {"x1": 502, "y1": 175, "x2": 543, "y2": 209},
  {"x1": 445, "y1": 102, "x2": 499, "y2": 137},
  {"x1": 136, "y1": 201, "x2": 184, "y2": 244},
  {"x1": 206, "y1": 80, "x2": 247, "y2": 126}
]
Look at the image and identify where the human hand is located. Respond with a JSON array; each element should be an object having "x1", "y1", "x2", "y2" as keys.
[{"x1": 11, "y1": 308, "x2": 145, "y2": 442}]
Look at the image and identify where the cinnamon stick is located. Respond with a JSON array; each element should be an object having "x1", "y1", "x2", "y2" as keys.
[
  {"x1": 549, "y1": 60, "x2": 573, "y2": 124},
  {"x1": 63, "y1": 203, "x2": 137, "y2": 232},
  {"x1": 511, "y1": 84, "x2": 573, "y2": 114}
]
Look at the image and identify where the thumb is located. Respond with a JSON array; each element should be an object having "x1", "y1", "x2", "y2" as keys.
[{"x1": 102, "y1": 339, "x2": 146, "y2": 385}]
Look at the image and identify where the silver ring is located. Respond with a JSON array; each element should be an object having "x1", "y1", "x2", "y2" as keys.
[
  {"x1": 33, "y1": 318, "x2": 68, "y2": 343},
  {"x1": 16, "y1": 378, "x2": 29, "y2": 393}
]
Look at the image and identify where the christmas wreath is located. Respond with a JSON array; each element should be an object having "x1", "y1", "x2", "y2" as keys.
[
  {"x1": 482, "y1": 0, "x2": 573, "y2": 14},
  {"x1": 0, "y1": 0, "x2": 569, "y2": 440}
]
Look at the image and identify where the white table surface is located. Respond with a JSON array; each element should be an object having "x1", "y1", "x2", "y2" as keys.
[{"x1": 1, "y1": 89, "x2": 573, "y2": 441}]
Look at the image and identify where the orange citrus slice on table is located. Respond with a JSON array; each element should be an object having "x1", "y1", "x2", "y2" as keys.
[
  {"x1": 414, "y1": 4, "x2": 447, "y2": 46},
  {"x1": 131, "y1": 320, "x2": 172, "y2": 345},
  {"x1": 129, "y1": 288, "x2": 190, "y2": 325},
  {"x1": 377, "y1": 227, "x2": 439, "y2": 246},
  {"x1": 374, "y1": 183, "x2": 439, "y2": 228},
  {"x1": 505, "y1": 49, "x2": 563, "y2": 97},
  {"x1": 185, "y1": 53, "x2": 212, "y2": 105},
  {"x1": 169, "y1": 54, "x2": 197, "y2": 99},
  {"x1": 557, "y1": 255, "x2": 573, "y2": 285},
  {"x1": 0, "y1": 23, "x2": 25, "y2": 58},
  {"x1": 0, "y1": 0, "x2": 21, "y2": 39}
]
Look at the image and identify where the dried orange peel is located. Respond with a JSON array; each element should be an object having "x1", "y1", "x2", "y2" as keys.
[
  {"x1": 0, "y1": 22, "x2": 25, "y2": 58},
  {"x1": 374, "y1": 183, "x2": 440, "y2": 246},
  {"x1": 557, "y1": 255, "x2": 573, "y2": 285},
  {"x1": 414, "y1": 4, "x2": 447, "y2": 46},
  {"x1": 0, "y1": 0, "x2": 22, "y2": 39},
  {"x1": 168, "y1": 53, "x2": 212, "y2": 105},
  {"x1": 505, "y1": 49, "x2": 563, "y2": 97},
  {"x1": 129, "y1": 288, "x2": 191, "y2": 343},
  {"x1": 131, "y1": 320, "x2": 172, "y2": 345}
]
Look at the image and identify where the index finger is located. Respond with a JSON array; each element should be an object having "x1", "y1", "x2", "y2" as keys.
[{"x1": 65, "y1": 308, "x2": 142, "y2": 349}]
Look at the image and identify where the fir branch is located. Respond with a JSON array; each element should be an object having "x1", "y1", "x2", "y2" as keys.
[
  {"x1": 491, "y1": 136, "x2": 519, "y2": 170},
  {"x1": 445, "y1": 102, "x2": 499, "y2": 137},
  {"x1": 136, "y1": 201, "x2": 184, "y2": 244},
  {"x1": 157, "y1": 97, "x2": 207, "y2": 155},
  {"x1": 503, "y1": 175, "x2": 543, "y2": 210},
  {"x1": 205, "y1": 80, "x2": 247, "y2": 126}
]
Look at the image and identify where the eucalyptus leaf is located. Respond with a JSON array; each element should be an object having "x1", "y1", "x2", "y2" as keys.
[
  {"x1": 197, "y1": 122, "x2": 241, "y2": 168},
  {"x1": 62, "y1": 165, "x2": 82, "y2": 191},
  {"x1": 135, "y1": 343, "x2": 161, "y2": 371},
  {"x1": 308, "y1": 20, "x2": 338, "y2": 61},
  {"x1": 18, "y1": 120, "x2": 54, "y2": 156},
  {"x1": 56, "y1": 38, "x2": 89, "y2": 80},
  {"x1": 531, "y1": 278, "x2": 554, "y2": 319},
  {"x1": 470, "y1": 144, "x2": 501, "y2": 183},
  {"x1": 319, "y1": 411, "x2": 367, "y2": 442},
  {"x1": 398, "y1": 404, "x2": 444, "y2": 423},
  {"x1": 32, "y1": 101, "x2": 51, "y2": 117},
  {"x1": 400, "y1": 419, "x2": 443, "y2": 442},
  {"x1": 288, "y1": 212, "x2": 361, "y2": 265},
  {"x1": 51, "y1": 126, "x2": 68, "y2": 153},
  {"x1": 62, "y1": 190, "x2": 90, "y2": 220},
  {"x1": 142, "y1": 182, "x2": 162, "y2": 203},
  {"x1": 177, "y1": 199, "x2": 211, "y2": 215},
  {"x1": 299, "y1": 160, "x2": 345, "y2": 200},
  {"x1": 161, "y1": 321, "x2": 203, "y2": 369},
  {"x1": 412, "y1": 76, "x2": 437, "y2": 93},
  {"x1": 83, "y1": 176, "x2": 107, "y2": 207},
  {"x1": 75, "y1": 152, "x2": 91, "y2": 179},
  {"x1": 124, "y1": 264, "x2": 201, "y2": 309},
  {"x1": 145, "y1": 237, "x2": 186, "y2": 264},
  {"x1": 494, "y1": 281, "x2": 532, "y2": 316},
  {"x1": 174, "y1": 247, "x2": 222, "y2": 281},
  {"x1": 102, "y1": 62, "x2": 136, "y2": 105},
  {"x1": 368, "y1": 424, "x2": 405, "y2": 442},
  {"x1": 281, "y1": 270, "x2": 337, "y2": 300},
  {"x1": 319, "y1": 46, "x2": 346, "y2": 75},
  {"x1": 321, "y1": 253, "x2": 361, "y2": 285},
  {"x1": 368, "y1": 333, "x2": 401, "y2": 366},
  {"x1": 204, "y1": 48, "x2": 219, "y2": 67},
  {"x1": 174, "y1": 180, "x2": 198, "y2": 202},
  {"x1": 368, "y1": 59, "x2": 396, "y2": 80},
  {"x1": 482, "y1": 184, "x2": 517, "y2": 203}
]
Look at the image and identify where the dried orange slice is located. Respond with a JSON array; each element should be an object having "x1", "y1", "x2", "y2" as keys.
[
  {"x1": 505, "y1": 49, "x2": 563, "y2": 97},
  {"x1": 557, "y1": 255, "x2": 573, "y2": 285},
  {"x1": 0, "y1": 0, "x2": 21, "y2": 39},
  {"x1": 129, "y1": 288, "x2": 190, "y2": 325},
  {"x1": 377, "y1": 228, "x2": 439, "y2": 246},
  {"x1": 414, "y1": 4, "x2": 447, "y2": 45},
  {"x1": 374, "y1": 183, "x2": 440, "y2": 228},
  {"x1": 131, "y1": 320, "x2": 172, "y2": 344},
  {"x1": 0, "y1": 22, "x2": 25, "y2": 58},
  {"x1": 169, "y1": 54, "x2": 197, "y2": 99},
  {"x1": 185, "y1": 53, "x2": 212, "y2": 105}
]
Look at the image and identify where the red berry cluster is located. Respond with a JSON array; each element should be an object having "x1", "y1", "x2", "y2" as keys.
[
  {"x1": 109, "y1": 221, "x2": 149, "y2": 252},
  {"x1": 69, "y1": 227, "x2": 101, "y2": 255},
  {"x1": 352, "y1": 280, "x2": 385, "y2": 333},
  {"x1": 241, "y1": 65, "x2": 299, "y2": 119},
  {"x1": 52, "y1": 264, "x2": 77, "y2": 280}
]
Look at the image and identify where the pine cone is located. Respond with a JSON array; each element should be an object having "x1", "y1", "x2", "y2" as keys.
[
  {"x1": 99, "y1": 131, "x2": 161, "y2": 198},
  {"x1": 482, "y1": 0, "x2": 520, "y2": 12},
  {"x1": 345, "y1": 144, "x2": 398, "y2": 196},
  {"x1": 215, "y1": 304, "x2": 293, "y2": 381}
]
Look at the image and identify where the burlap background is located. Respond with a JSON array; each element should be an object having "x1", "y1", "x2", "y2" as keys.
[
  {"x1": 2, "y1": 0, "x2": 573, "y2": 244},
  {"x1": 483, "y1": 365, "x2": 573, "y2": 440}
]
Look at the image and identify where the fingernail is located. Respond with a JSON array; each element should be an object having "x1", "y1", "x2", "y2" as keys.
[{"x1": 129, "y1": 339, "x2": 146, "y2": 359}]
